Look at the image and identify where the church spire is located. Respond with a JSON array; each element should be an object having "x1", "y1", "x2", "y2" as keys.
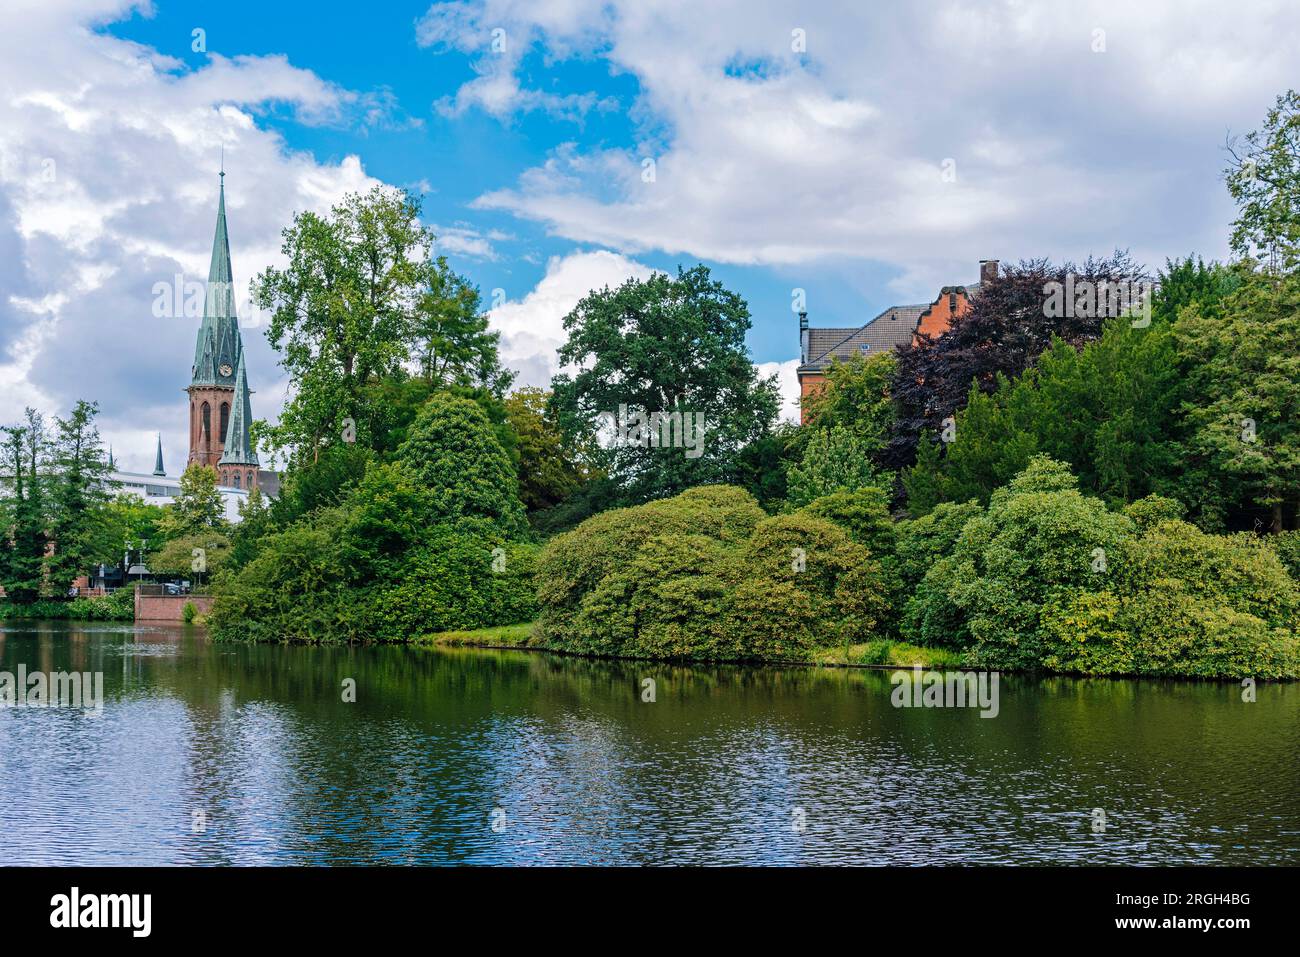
[
  {"x1": 191, "y1": 172, "x2": 242, "y2": 387},
  {"x1": 218, "y1": 351, "x2": 259, "y2": 468},
  {"x1": 153, "y1": 434, "x2": 165, "y2": 476}
]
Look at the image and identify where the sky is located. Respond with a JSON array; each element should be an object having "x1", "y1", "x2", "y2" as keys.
[{"x1": 0, "y1": 0, "x2": 1296, "y2": 474}]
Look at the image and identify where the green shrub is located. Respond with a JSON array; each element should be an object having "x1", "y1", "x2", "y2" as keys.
[
  {"x1": 0, "y1": 589, "x2": 134, "y2": 622},
  {"x1": 1271, "y1": 530, "x2": 1300, "y2": 580},
  {"x1": 182, "y1": 602, "x2": 197, "y2": 623},
  {"x1": 1042, "y1": 520, "x2": 1300, "y2": 678},
  {"x1": 535, "y1": 486, "x2": 890, "y2": 660},
  {"x1": 911, "y1": 456, "x2": 1136, "y2": 667}
]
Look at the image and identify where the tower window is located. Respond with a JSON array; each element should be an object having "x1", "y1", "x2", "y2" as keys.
[
  {"x1": 220, "y1": 402, "x2": 230, "y2": 441},
  {"x1": 233, "y1": 473, "x2": 240, "y2": 489},
  {"x1": 201, "y1": 402, "x2": 211, "y2": 440}
]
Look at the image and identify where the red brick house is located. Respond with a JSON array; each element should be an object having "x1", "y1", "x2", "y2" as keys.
[{"x1": 796, "y1": 260, "x2": 998, "y2": 423}]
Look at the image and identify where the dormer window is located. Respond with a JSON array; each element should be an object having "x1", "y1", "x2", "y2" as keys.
[{"x1": 859, "y1": 343, "x2": 871, "y2": 352}]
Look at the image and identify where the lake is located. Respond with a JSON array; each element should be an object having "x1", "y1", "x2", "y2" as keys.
[{"x1": 1, "y1": 619, "x2": 1296, "y2": 865}]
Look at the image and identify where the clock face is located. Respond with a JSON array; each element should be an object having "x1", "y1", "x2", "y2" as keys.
[{"x1": 219, "y1": 364, "x2": 233, "y2": 377}]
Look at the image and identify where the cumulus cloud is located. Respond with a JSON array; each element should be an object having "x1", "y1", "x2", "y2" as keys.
[
  {"x1": 488, "y1": 249, "x2": 653, "y2": 387},
  {"x1": 0, "y1": 0, "x2": 382, "y2": 474},
  {"x1": 420, "y1": 0, "x2": 1298, "y2": 299}
]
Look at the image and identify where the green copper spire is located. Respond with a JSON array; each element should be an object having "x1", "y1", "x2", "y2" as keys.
[
  {"x1": 191, "y1": 173, "x2": 243, "y2": 387},
  {"x1": 153, "y1": 434, "x2": 165, "y2": 476},
  {"x1": 218, "y1": 351, "x2": 259, "y2": 467}
]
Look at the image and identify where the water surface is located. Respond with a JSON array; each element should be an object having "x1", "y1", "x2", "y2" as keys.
[{"x1": 1, "y1": 620, "x2": 1296, "y2": 865}]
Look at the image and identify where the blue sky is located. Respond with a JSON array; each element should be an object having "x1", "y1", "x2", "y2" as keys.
[{"x1": 1, "y1": 0, "x2": 1295, "y2": 472}]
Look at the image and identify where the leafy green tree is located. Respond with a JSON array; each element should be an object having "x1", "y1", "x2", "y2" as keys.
[
  {"x1": 149, "y1": 532, "x2": 232, "y2": 585},
  {"x1": 255, "y1": 186, "x2": 505, "y2": 462},
  {"x1": 787, "y1": 425, "x2": 888, "y2": 508},
  {"x1": 903, "y1": 318, "x2": 1182, "y2": 512},
  {"x1": 796, "y1": 351, "x2": 896, "y2": 458},
  {"x1": 1174, "y1": 269, "x2": 1300, "y2": 531},
  {"x1": 0, "y1": 410, "x2": 48, "y2": 602},
  {"x1": 550, "y1": 265, "x2": 780, "y2": 504},
  {"x1": 229, "y1": 486, "x2": 275, "y2": 569},
  {"x1": 161, "y1": 464, "x2": 226, "y2": 538},
  {"x1": 911, "y1": 456, "x2": 1136, "y2": 668},
  {"x1": 504, "y1": 387, "x2": 583, "y2": 513},
  {"x1": 46, "y1": 401, "x2": 114, "y2": 593},
  {"x1": 396, "y1": 394, "x2": 527, "y2": 535},
  {"x1": 1225, "y1": 90, "x2": 1300, "y2": 271}
]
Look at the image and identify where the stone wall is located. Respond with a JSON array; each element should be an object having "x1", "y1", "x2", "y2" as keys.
[{"x1": 134, "y1": 590, "x2": 215, "y2": 622}]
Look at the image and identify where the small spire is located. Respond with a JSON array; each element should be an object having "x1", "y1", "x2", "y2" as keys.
[
  {"x1": 108, "y1": 445, "x2": 114, "y2": 470},
  {"x1": 153, "y1": 433, "x2": 166, "y2": 476}
]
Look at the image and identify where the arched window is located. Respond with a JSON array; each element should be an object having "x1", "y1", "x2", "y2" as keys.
[
  {"x1": 201, "y1": 402, "x2": 211, "y2": 440},
  {"x1": 232, "y1": 473, "x2": 240, "y2": 489},
  {"x1": 220, "y1": 402, "x2": 230, "y2": 441}
]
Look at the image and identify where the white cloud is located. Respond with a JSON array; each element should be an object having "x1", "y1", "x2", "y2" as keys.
[
  {"x1": 756, "y1": 358, "x2": 800, "y2": 424},
  {"x1": 0, "y1": 1, "x2": 384, "y2": 475},
  {"x1": 487, "y1": 249, "x2": 653, "y2": 388},
  {"x1": 421, "y1": 0, "x2": 1299, "y2": 299}
]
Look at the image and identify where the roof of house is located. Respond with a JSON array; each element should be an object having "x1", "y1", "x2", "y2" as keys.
[{"x1": 798, "y1": 282, "x2": 982, "y2": 373}]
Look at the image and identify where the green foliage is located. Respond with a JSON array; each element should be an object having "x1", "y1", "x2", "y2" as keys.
[
  {"x1": 910, "y1": 457, "x2": 1136, "y2": 667},
  {"x1": 903, "y1": 317, "x2": 1182, "y2": 511},
  {"x1": 1172, "y1": 269, "x2": 1300, "y2": 531},
  {"x1": 1271, "y1": 530, "x2": 1300, "y2": 579},
  {"x1": 148, "y1": 533, "x2": 232, "y2": 581},
  {"x1": 210, "y1": 392, "x2": 533, "y2": 642},
  {"x1": 45, "y1": 400, "x2": 113, "y2": 593},
  {"x1": 549, "y1": 265, "x2": 781, "y2": 505},
  {"x1": 0, "y1": 588, "x2": 134, "y2": 622},
  {"x1": 797, "y1": 351, "x2": 896, "y2": 456},
  {"x1": 787, "y1": 425, "x2": 889, "y2": 508},
  {"x1": 1042, "y1": 520, "x2": 1300, "y2": 678},
  {"x1": 160, "y1": 464, "x2": 226, "y2": 538},
  {"x1": 182, "y1": 602, "x2": 197, "y2": 624},
  {"x1": 535, "y1": 485, "x2": 890, "y2": 660},
  {"x1": 396, "y1": 393, "x2": 527, "y2": 536},
  {"x1": 1224, "y1": 90, "x2": 1300, "y2": 270},
  {"x1": 504, "y1": 387, "x2": 583, "y2": 513},
  {"x1": 1122, "y1": 494, "x2": 1186, "y2": 531},
  {"x1": 0, "y1": 410, "x2": 48, "y2": 602},
  {"x1": 255, "y1": 186, "x2": 510, "y2": 465}
]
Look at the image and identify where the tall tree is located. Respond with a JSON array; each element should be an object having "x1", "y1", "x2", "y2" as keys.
[
  {"x1": 504, "y1": 387, "x2": 583, "y2": 513},
  {"x1": 0, "y1": 410, "x2": 48, "y2": 602},
  {"x1": 888, "y1": 253, "x2": 1149, "y2": 471},
  {"x1": 46, "y1": 400, "x2": 114, "y2": 592},
  {"x1": 1175, "y1": 268, "x2": 1300, "y2": 532},
  {"x1": 255, "y1": 186, "x2": 504, "y2": 462},
  {"x1": 1225, "y1": 90, "x2": 1300, "y2": 272},
  {"x1": 161, "y1": 464, "x2": 226, "y2": 538},
  {"x1": 550, "y1": 265, "x2": 781, "y2": 505}
]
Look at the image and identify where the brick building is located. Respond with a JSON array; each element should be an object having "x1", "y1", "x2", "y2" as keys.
[{"x1": 795, "y1": 260, "x2": 998, "y2": 423}]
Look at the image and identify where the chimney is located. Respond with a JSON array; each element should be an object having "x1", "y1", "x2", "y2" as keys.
[
  {"x1": 979, "y1": 259, "x2": 999, "y2": 284},
  {"x1": 799, "y1": 311, "x2": 809, "y2": 364}
]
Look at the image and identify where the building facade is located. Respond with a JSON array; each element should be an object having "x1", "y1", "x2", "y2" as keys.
[{"x1": 795, "y1": 260, "x2": 998, "y2": 423}]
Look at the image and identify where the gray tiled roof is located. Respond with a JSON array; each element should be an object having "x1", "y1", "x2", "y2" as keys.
[
  {"x1": 798, "y1": 280, "x2": 984, "y2": 373},
  {"x1": 799, "y1": 303, "x2": 928, "y2": 372}
]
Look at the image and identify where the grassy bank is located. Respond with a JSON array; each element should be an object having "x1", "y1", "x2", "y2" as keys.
[{"x1": 420, "y1": 621, "x2": 966, "y2": 669}]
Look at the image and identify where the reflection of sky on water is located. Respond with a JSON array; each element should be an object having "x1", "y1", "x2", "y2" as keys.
[{"x1": 0, "y1": 620, "x2": 1297, "y2": 865}]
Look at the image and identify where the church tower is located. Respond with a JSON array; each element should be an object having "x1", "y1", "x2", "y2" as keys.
[{"x1": 187, "y1": 172, "x2": 259, "y2": 490}]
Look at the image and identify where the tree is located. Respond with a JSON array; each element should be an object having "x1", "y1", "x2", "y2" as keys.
[
  {"x1": 786, "y1": 426, "x2": 889, "y2": 508},
  {"x1": 255, "y1": 186, "x2": 504, "y2": 462},
  {"x1": 796, "y1": 351, "x2": 896, "y2": 458},
  {"x1": 504, "y1": 387, "x2": 583, "y2": 513},
  {"x1": 395, "y1": 393, "x2": 527, "y2": 535},
  {"x1": 903, "y1": 317, "x2": 1182, "y2": 512},
  {"x1": 1174, "y1": 269, "x2": 1300, "y2": 531},
  {"x1": 1225, "y1": 90, "x2": 1300, "y2": 272},
  {"x1": 0, "y1": 410, "x2": 48, "y2": 602},
  {"x1": 46, "y1": 400, "x2": 114, "y2": 593},
  {"x1": 161, "y1": 464, "x2": 226, "y2": 538},
  {"x1": 888, "y1": 253, "x2": 1149, "y2": 470},
  {"x1": 550, "y1": 265, "x2": 781, "y2": 504}
]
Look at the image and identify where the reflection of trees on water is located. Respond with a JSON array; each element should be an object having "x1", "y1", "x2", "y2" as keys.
[{"x1": 3, "y1": 621, "x2": 1299, "y2": 864}]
